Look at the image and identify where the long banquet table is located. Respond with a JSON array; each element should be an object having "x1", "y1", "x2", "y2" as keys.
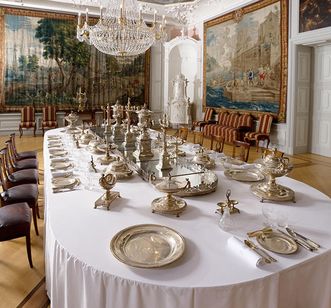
[{"x1": 44, "y1": 128, "x2": 331, "y2": 308}]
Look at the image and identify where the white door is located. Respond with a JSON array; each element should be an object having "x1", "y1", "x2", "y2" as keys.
[
  {"x1": 294, "y1": 45, "x2": 312, "y2": 153},
  {"x1": 310, "y1": 45, "x2": 331, "y2": 157}
]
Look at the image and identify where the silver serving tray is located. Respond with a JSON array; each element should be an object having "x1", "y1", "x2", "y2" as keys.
[{"x1": 224, "y1": 169, "x2": 264, "y2": 182}]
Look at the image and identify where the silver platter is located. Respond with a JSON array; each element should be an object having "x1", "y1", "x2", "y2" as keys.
[
  {"x1": 110, "y1": 224, "x2": 185, "y2": 268},
  {"x1": 224, "y1": 169, "x2": 264, "y2": 182},
  {"x1": 251, "y1": 183, "x2": 295, "y2": 202}
]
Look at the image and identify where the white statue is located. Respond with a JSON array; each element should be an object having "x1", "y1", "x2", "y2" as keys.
[{"x1": 169, "y1": 73, "x2": 192, "y2": 126}]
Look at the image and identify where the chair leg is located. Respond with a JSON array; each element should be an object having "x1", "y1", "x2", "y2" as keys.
[
  {"x1": 25, "y1": 233, "x2": 33, "y2": 268},
  {"x1": 266, "y1": 137, "x2": 270, "y2": 149},
  {"x1": 33, "y1": 125, "x2": 36, "y2": 137},
  {"x1": 19, "y1": 125, "x2": 23, "y2": 138},
  {"x1": 32, "y1": 207, "x2": 39, "y2": 236},
  {"x1": 36, "y1": 204, "x2": 40, "y2": 219}
]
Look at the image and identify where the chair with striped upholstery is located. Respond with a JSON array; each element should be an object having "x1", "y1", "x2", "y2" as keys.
[
  {"x1": 19, "y1": 106, "x2": 36, "y2": 138},
  {"x1": 42, "y1": 105, "x2": 58, "y2": 135},
  {"x1": 244, "y1": 114, "x2": 273, "y2": 152},
  {"x1": 204, "y1": 111, "x2": 253, "y2": 145},
  {"x1": 192, "y1": 108, "x2": 214, "y2": 131}
]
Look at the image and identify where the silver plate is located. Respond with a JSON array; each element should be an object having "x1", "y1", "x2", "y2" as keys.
[
  {"x1": 49, "y1": 149, "x2": 67, "y2": 156},
  {"x1": 257, "y1": 232, "x2": 298, "y2": 254},
  {"x1": 50, "y1": 161, "x2": 73, "y2": 170},
  {"x1": 52, "y1": 177, "x2": 79, "y2": 189},
  {"x1": 224, "y1": 169, "x2": 264, "y2": 182},
  {"x1": 111, "y1": 224, "x2": 185, "y2": 268}
]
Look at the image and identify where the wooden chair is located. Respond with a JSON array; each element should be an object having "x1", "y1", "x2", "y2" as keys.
[
  {"x1": 211, "y1": 134, "x2": 225, "y2": 153},
  {"x1": 1, "y1": 147, "x2": 39, "y2": 188},
  {"x1": 0, "y1": 153, "x2": 39, "y2": 236},
  {"x1": 10, "y1": 133, "x2": 37, "y2": 160},
  {"x1": 42, "y1": 105, "x2": 58, "y2": 135},
  {"x1": 244, "y1": 114, "x2": 273, "y2": 152},
  {"x1": 19, "y1": 106, "x2": 36, "y2": 137},
  {"x1": 232, "y1": 140, "x2": 251, "y2": 162},
  {"x1": 5, "y1": 140, "x2": 38, "y2": 172},
  {"x1": 0, "y1": 202, "x2": 33, "y2": 268},
  {"x1": 192, "y1": 108, "x2": 214, "y2": 131},
  {"x1": 193, "y1": 131, "x2": 204, "y2": 146}
]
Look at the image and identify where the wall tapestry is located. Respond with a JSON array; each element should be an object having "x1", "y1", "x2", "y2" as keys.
[
  {"x1": 0, "y1": 7, "x2": 150, "y2": 111},
  {"x1": 299, "y1": 0, "x2": 331, "y2": 33},
  {"x1": 203, "y1": 0, "x2": 288, "y2": 121}
]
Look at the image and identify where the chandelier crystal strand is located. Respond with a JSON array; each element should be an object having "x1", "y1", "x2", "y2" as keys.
[{"x1": 76, "y1": 0, "x2": 166, "y2": 57}]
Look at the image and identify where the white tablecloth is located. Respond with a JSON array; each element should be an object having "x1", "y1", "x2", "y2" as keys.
[{"x1": 44, "y1": 129, "x2": 331, "y2": 308}]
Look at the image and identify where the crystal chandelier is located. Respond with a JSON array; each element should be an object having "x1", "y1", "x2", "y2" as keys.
[{"x1": 76, "y1": 0, "x2": 167, "y2": 57}]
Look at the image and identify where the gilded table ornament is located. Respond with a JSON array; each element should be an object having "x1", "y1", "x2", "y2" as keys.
[
  {"x1": 192, "y1": 148, "x2": 215, "y2": 169},
  {"x1": 106, "y1": 157, "x2": 133, "y2": 179},
  {"x1": 133, "y1": 125, "x2": 154, "y2": 160},
  {"x1": 251, "y1": 148, "x2": 296, "y2": 203},
  {"x1": 95, "y1": 173, "x2": 120, "y2": 210},
  {"x1": 216, "y1": 189, "x2": 240, "y2": 215},
  {"x1": 65, "y1": 111, "x2": 79, "y2": 133},
  {"x1": 110, "y1": 224, "x2": 185, "y2": 268},
  {"x1": 151, "y1": 175, "x2": 189, "y2": 217}
]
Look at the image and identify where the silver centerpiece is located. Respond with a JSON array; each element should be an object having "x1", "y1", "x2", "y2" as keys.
[
  {"x1": 111, "y1": 101, "x2": 124, "y2": 143},
  {"x1": 106, "y1": 157, "x2": 133, "y2": 179},
  {"x1": 88, "y1": 137, "x2": 103, "y2": 154},
  {"x1": 65, "y1": 111, "x2": 79, "y2": 133},
  {"x1": 80, "y1": 124, "x2": 95, "y2": 145},
  {"x1": 151, "y1": 175, "x2": 189, "y2": 217},
  {"x1": 133, "y1": 124, "x2": 154, "y2": 160},
  {"x1": 122, "y1": 99, "x2": 137, "y2": 149},
  {"x1": 136, "y1": 104, "x2": 152, "y2": 128},
  {"x1": 251, "y1": 148, "x2": 295, "y2": 202},
  {"x1": 192, "y1": 147, "x2": 215, "y2": 169},
  {"x1": 157, "y1": 113, "x2": 172, "y2": 170},
  {"x1": 123, "y1": 123, "x2": 136, "y2": 149}
]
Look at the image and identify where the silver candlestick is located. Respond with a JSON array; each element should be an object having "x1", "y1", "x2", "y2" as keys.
[
  {"x1": 98, "y1": 104, "x2": 116, "y2": 165},
  {"x1": 157, "y1": 113, "x2": 172, "y2": 170}
]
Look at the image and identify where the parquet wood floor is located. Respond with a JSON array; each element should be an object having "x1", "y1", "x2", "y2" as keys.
[{"x1": 0, "y1": 133, "x2": 330, "y2": 308}]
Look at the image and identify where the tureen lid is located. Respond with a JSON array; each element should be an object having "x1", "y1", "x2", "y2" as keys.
[{"x1": 261, "y1": 148, "x2": 284, "y2": 168}]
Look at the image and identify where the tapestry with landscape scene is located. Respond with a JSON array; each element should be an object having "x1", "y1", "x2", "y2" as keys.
[
  {"x1": 203, "y1": 0, "x2": 288, "y2": 122},
  {"x1": 0, "y1": 7, "x2": 150, "y2": 111}
]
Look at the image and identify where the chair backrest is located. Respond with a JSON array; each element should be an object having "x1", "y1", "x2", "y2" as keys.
[
  {"x1": 237, "y1": 114, "x2": 253, "y2": 128},
  {"x1": 9, "y1": 134, "x2": 19, "y2": 159},
  {"x1": 193, "y1": 131, "x2": 204, "y2": 146},
  {"x1": 0, "y1": 148, "x2": 10, "y2": 190},
  {"x1": 256, "y1": 114, "x2": 273, "y2": 134},
  {"x1": 217, "y1": 111, "x2": 228, "y2": 125},
  {"x1": 5, "y1": 141, "x2": 16, "y2": 174},
  {"x1": 21, "y1": 106, "x2": 35, "y2": 123},
  {"x1": 203, "y1": 108, "x2": 214, "y2": 122},
  {"x1": 226, "y1": 112, "x2": 240, "y2": 128},
  {"x1": 232, "y1": 140, "x2": 251, "y2": 162},
  {"x1": 42, "y1": 105, "x2": 57, "y2": 122}
]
